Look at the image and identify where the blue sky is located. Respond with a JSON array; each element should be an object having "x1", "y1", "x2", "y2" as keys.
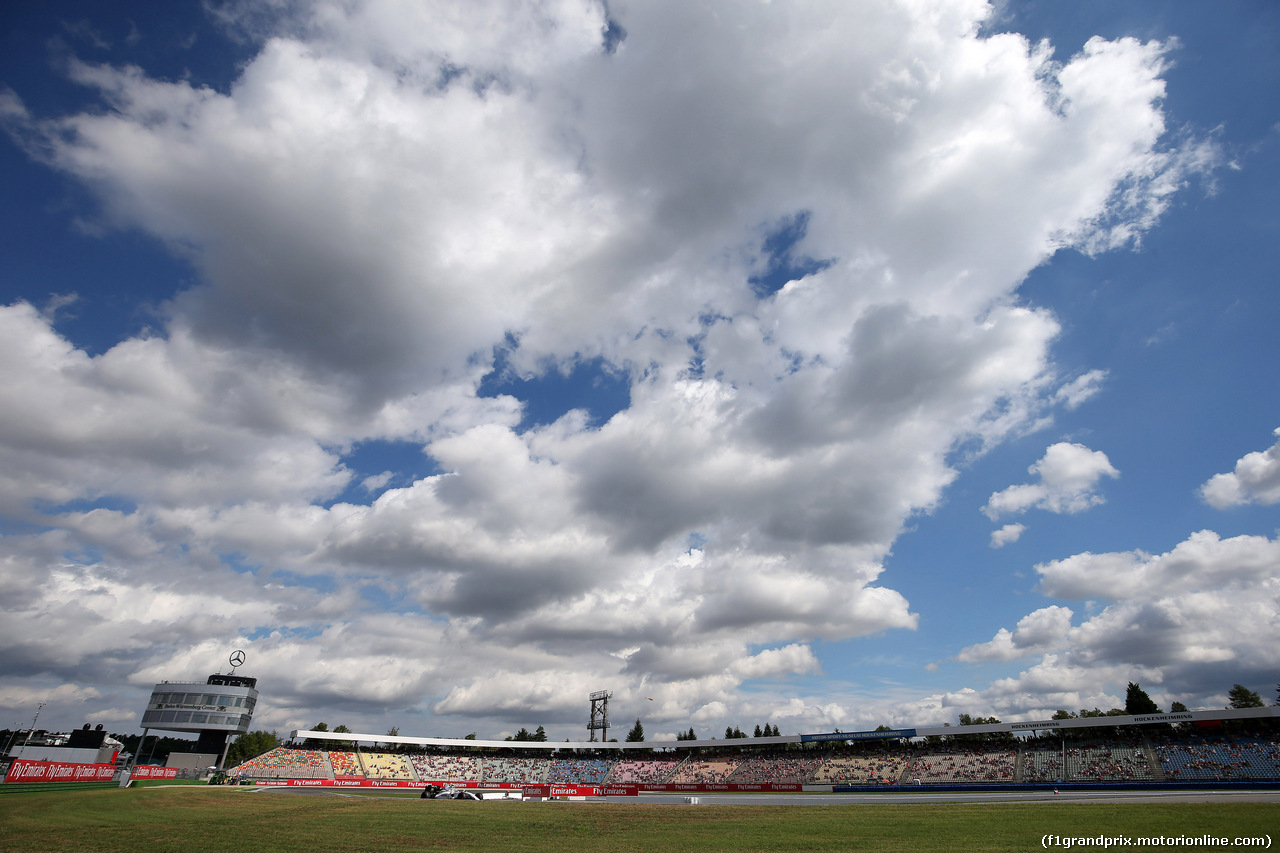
[{"x1": 1, "y1": 0, "x2": 1277, "y2": 741}]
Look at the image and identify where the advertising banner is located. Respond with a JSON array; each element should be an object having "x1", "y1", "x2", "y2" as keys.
[
  {"x1": 130, "y1": 765, "x2": 180, "y2": 780},
  {"x1": 251, "y1": 779, "x2": 594, "y2": 791},
  {"x1": 246, "y1": 779, "x2": 807, "y2": 794},
  {"x1": 645, "y1": 783, "x2": 803, "y2": 792},
  {"x1": 801, "y1": 729, "x2": 916, "y2": 743},
  {"x1": 4, "y1": 759, "x2": 117, "y2": 783},
  {"x1": 255, "y1": 779, "x2": 424, "y2": 788},
  {"x1": 521, "y1": 784, "x2": 638, "y2": 798},
  {"x1": 257, "y1": 778, "x2": 389, "y2": 787}
]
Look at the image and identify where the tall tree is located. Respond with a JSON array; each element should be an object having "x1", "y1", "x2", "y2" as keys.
[
  {"x1": 1124, "y1": 682, "x2": 1161, "y2": 715},
  {"x1": 304, "y1": 722, "x2": 328, "y2": 747},
  {"x1": 505, "y1": 727, "x2": 540, "y2": 741},
  {"x1": 225, "y1": 730, "x2": 279, "y2": 767},
  {"x1": 625, "y1": 718, "x2": 645, "y2": 742},
  {"x1": 534, "y1": 725, "x2": 548, "y2": 742},
  {"x1": 1227, "y1": 684, "x2": 1264, "y2": 709}
]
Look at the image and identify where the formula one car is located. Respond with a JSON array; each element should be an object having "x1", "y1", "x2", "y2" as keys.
[{"x1": 420, "y1": 784, "x2": 481, "y2": 800}]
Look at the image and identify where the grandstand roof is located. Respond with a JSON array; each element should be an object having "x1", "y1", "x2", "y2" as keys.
[{"x1": 291, "y1": 706, "x2": 1279, "y2": 752}]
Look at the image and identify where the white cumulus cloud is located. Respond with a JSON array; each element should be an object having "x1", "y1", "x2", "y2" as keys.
[
  {"x1": 990, "y1": 523, "x2": 1026, "y2": 548},
  {"x1": 983, "y1": 442, "x2": 1119, "y2": 520},
  {"x1": 953, "y1": 529, "x2": 1280, "y2": 713},
  {"x1": 1200, "y1": 428, "x2": 1280, "y2": 508}
]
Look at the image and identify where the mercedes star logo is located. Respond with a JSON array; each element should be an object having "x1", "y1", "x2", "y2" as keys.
[{"x1": 229, "y1": 649, "x2": 246, "y2": 668}]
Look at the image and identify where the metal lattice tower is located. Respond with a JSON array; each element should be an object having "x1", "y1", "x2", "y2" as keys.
[{"x1": 587, "y1": 690, "x2": 611, "y2": 742}]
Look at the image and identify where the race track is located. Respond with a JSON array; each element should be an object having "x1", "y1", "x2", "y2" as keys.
[
  {"x1": 256, "y1": 786, "x2": 1280, "y2": 806},
  {"x1": 625, "y1": 789, "x2": 1280, "y2": 805}
]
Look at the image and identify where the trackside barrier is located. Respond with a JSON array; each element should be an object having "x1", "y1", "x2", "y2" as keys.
[
  {"x1": 248, "y1": 779, "x2": 809, "y2": 793},
  {"x1": 644, "y1": 783, "x2": 804, "y2": 793},
  {"x1": 4, "y1": 760, "x2": 117, "y2": 784},
  {"x1": 2, "y1": 760, "x2": 186, "y2": 785},
  {"x1": 130, "y1": 766, "x2": 180, "y2": 781},
  {"x1": 241, "y1": 778, "x2": 1280, "y2": 794},
  {"x1": 521, "y1": 784, "x2": 639, "y2": 799},
  {"x1": 257, "y1": 779, "x2": 422, "y2": 788},
  {"x1": 254, "y1": 779, "x2": 529, "y2": 789},
  {"x1": 833, "y1": 781, "x2": 1280, "y2": 794}
]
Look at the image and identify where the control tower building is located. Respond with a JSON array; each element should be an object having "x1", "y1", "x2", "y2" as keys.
[{"x1": 137, "y1": 653, "x2": 258, "y2": 770}]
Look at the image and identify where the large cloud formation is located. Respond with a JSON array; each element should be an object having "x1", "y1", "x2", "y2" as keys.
[
  {"x1": 0, "y1": 0, "x2": 1223, "y2": 736},
  {"x1": 954, "y1": 530, "x2": 1280, "y2": 718}
]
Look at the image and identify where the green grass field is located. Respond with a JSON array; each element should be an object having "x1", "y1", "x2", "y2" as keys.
[{"x1": 0, "y1": 788, "x2": 1275, "y2": 853}]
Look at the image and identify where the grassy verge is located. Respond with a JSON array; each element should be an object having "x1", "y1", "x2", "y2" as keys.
[
  {"x1": 0, "y1": 788, "x2": 1275, "y2": 853},
  {"x1": 0, "y1": 782, "x2": 118, "y2": 795},
  {"x1": 125, "y1": 779, "x2": 208, "y2": 788}
]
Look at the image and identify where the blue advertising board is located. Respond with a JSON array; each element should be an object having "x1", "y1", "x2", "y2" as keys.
[{"x1": 801, "y1": 729, "x2": 916, "y2": 743}]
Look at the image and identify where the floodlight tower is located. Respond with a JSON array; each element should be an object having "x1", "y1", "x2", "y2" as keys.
[{"x1": 587, "y1": 690, "x2": 611, "y2": 742}]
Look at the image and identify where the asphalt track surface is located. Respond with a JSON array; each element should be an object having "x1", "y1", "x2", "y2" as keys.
[
  {"x1": 629, "y1": 790, "x2": 1280, "y2": 805},
  {"x1": 255, "y1": 787, "x2": 1280, "y2": 805}
]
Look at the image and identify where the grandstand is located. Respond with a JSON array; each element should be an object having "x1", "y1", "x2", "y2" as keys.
[
  {"x1": 228, "y1": 747, "x2": 330, "y2": 781},
  {"x1": 906, "y1": 746, "x2": 1017, "y2": 783},
  {"x1": 1022, "y1": 739, "x2": 1156, "y2": 783},
  {"x1": 608, "y1": 756, "x2": 682, "y2": 785},
  {"x1": 1153, "y1": 734, "x2": 1280, "y2": 781},
  {"x1": 547, "y1": 758, "x2": 612, "y2": 784},
  {"x1": 359, "y1": 752, "x2": 414, "y2": 780},
  {"x1": 730, "y1": 754, "x2": 823, "y2": 784},
  {"x1": 326, "y1": 750, "x2": 365, "y2": 779},
  {"x1": 214, "y1": 705, "x2": 1280, "y2": 792},
  {"x1": 224, "y1": 728, "x2": 1280, "y2": 789},
  {"x1": 410, "y1": 752, "x2": 481, "y2": 783},
  {"x1": 666, "y1": 757, "x2": 742, "y2": 784},
  {"x1": 480, "y1": 756, "x2": 549, "y2": 785},
  {"x1": 810, "y1": 754, "x2": 910, "y2": 784}
]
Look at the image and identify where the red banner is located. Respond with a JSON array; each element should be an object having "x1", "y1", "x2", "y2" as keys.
[
  {"x1": 255, "y1": 779, "x2": 420, "y2": 788},
  {"x1": 130, "y1": 765, "x2": 180, "y2": 780},
  {"x1": 644, "y1": 783, "x2": 803, "y2": 792},
  {"x1": 522, "y1": 784, "x2": 638, "y2": 797},
  {"x1": 4, "y1": 760, "x2": 116, "y2": 783},
  {"x1": 244, "y1": 779, "x2": 803, "y2": 794},
  {"x1": 253, "y1": 779, "x2": 548, "y2": 790},
  {"x1": 243, "y1": 779, "x2": 809, "y2": 794}
]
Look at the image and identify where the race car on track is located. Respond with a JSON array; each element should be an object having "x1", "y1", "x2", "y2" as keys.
[{"x1": 420, "y1": 784, "x2": 481, "y2": 800}]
